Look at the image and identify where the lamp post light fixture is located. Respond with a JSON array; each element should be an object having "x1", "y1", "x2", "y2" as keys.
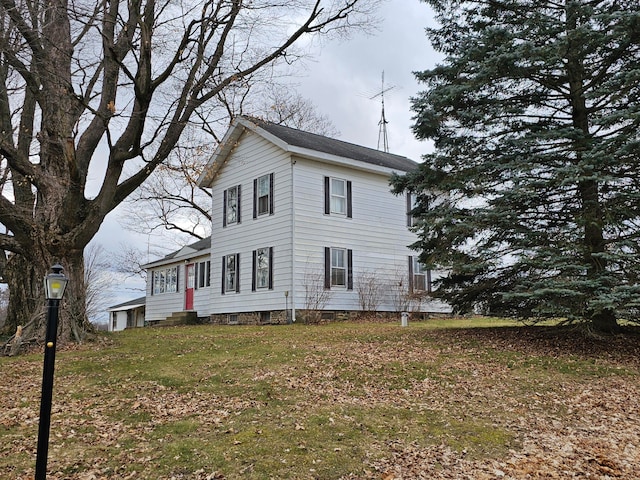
[{"x1": 35, "y1": 264, "x2": 68, "y2": 480}]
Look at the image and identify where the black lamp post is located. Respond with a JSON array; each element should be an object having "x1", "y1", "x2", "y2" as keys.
[{"x1": 35, "y1": 264, "x2": 68, "y2": 480}]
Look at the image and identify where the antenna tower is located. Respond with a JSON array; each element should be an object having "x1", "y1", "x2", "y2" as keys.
[{"x1": 370, "y1": 71, "x2": 395, "y2": 153}]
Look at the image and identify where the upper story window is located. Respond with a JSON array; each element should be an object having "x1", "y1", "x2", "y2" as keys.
[
  {"x1": 152, "y1": 266, "x2": 179, "y2": 295},
  {"x1": 253, "y1": 173, "x2": 274, "y2": 218},
  {"x1": 324, "y1": 176, "x2": 352, "y2": 218},
  {"x1": 406, "y1": 192, "x2": 416, "y2": 227},
  {"x1": 331, "y1": 178, "x2": 346, "y2": 214},
  {"x1": 223, "y1": 185, "x2": 241, "y2": 227}
]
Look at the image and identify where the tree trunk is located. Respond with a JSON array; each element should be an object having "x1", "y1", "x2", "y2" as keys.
[
  {"x1": 2, "y1": 248, "x2": 94, "y2": 351},
  {"x1": 566, "y1": 2, "x2": 620, "y2": 334},
  {"x1": 590, "y1": 309, "x2": 621, "y2": 334}
]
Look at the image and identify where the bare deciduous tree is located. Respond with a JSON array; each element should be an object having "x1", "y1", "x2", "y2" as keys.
[
  {"x1": 0, "y1": 0, "x2": 379, "y2": 347},
  {"x1": 390, "y1": 267, "x2": 413, "y2": 313},
  {"x1": 122, "y1": 85, "x2": 339, "y2": 244},
  {"x1": 355, "y1": 268, "x2": 384, "y2": 314},
  {"x1": 302, "y1": 266, "x2": 332, "y2": 324},
  {"x1": 84, "y1": 244, "x2": 115, "y2": 324}
]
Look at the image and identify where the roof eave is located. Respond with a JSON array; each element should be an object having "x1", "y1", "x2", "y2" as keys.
[
  {"x1": 142, "y1": 248, "x2": 211, "y2": 269},
  {"x1": 288, "y1": 146, "x2": 412, "y2": 176}
]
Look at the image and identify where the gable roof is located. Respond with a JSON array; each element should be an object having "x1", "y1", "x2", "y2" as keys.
[
  {"x1": 142, "y1": 236, "x2": 211, "y2": 269},
  {"x1": 198, "y1": 116, "x2": 419, "y2": 187}
]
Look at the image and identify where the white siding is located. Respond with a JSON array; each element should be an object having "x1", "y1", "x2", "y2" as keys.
[
  {"x1": 204, "y1": 128, "x2": 450, "y2": 318},
  {"x1": 291, "y1": 157, "x2": 449, "y2": 313},
  {"x1": 145, "y1": 254, "x2": 212, "y2": 322},
  {"x1": 207, "y1": 132, "x2": 294, "y2": 315}
]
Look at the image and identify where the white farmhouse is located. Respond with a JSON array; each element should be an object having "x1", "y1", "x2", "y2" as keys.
[{"x1": 142, "y1": 116, "x2": 449, "y2": 326}]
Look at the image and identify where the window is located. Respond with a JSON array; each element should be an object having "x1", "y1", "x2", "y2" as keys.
[
  {"x1": 331, "y1": 178, "x2": 346, "y2": 214},
  {"x1": 223, "y1": 185, "x2": 241, "y2": 226},
  {"x1": 409, "y1": 256, "x2": 432, "y2": 294},
  {"x1": 406, "y1": 192, "x2": 424, "y2": 227},
  {"x1": 252, "y1": 247, "x2": 273, "y2": 291},
  {"x1": 324, "y1": 247, "x2": 353, "y2": 290},
  {"x1": 253, "y1": 173, "x2": 274, "y2": 217},
  {"x1": 198, "y1": 261, "x2": 210, "y2": 288},
  {"x1": 221, "y1": 253, "x2": 240, "y2": 294},
  {"x1": 152, "y1": 266, "x2": 179, "y2": 295},
  {"x1": 324, "y1": 177, "x2": 352, "y2": 217}
]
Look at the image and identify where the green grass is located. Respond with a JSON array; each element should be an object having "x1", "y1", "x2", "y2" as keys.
[{"x1": 1, "y1": 319, "x2": 638, "y2": 479}]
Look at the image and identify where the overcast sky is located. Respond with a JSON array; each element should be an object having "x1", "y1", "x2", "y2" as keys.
[{"x1": 94, "y1": 0, "x2": 442, "y2": 317}]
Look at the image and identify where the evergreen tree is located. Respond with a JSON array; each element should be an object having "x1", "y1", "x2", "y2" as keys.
[{"x1": 393, "y1": 0, "x2": 640, "y2": 332}]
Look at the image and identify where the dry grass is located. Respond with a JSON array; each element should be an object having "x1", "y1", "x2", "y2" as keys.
[{"x1": 1, "y1": 319, "x2": 639, "y2": 479}]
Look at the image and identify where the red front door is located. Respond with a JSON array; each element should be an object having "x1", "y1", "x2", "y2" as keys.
[{"x1": 185, "y1": 264, "x2": 195, "y2": 310}]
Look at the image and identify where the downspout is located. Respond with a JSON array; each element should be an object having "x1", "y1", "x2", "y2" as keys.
[{"x1": 290, "y1": 158, "x2": 297, "y2": 323}]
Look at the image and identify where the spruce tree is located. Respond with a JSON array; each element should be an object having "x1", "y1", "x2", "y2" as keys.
[{"x1": 393, "y1": 0, "x2": 640, "y2": 332}]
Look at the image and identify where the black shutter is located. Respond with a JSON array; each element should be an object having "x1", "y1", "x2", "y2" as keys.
[
  {"x1": 406, "y1": 192, "x2": 413, "y2": 227},
  {"x1": 206, "y1": 261, "x2": 211, "y2": 287},
  {"x1": 235, "y1": 253, "x2": 241, "y2": 293},
  {"x1": 252, "y1": 250, "x2": 257, "y2": 292},
  {"x1": 150, "y1": 271, "x2": 154, "y2": 296},
  {"x1": 324, "y1": 247, "x2": 331, "y2": 289},
  {"x1": 269, "y1": 173, "x2": 274, "y2": 215},
  {"x1": 408, "y1": 256, "x2": 414, "y2": 293},
  {"x1": 427, "y1": 269, "x2": 432, "y2": 294},
  {"x1": 221, "y1": 257, "x2": 226, "y2": 295},
  {"x1": 253, "y1": 179, "x2": 258, "y2": 219},
  {"x1": 346, "y1": 181, "x2": 352, "y2": 218},
  {"x1": 223, "y1": 190, "x2": 227, "y2": 227},
  {"x1": 176, "y1": 267, "x2": 180, "y2": 293},
  {"x1": 324, "y1": 177, "x2": 330, "y2": 214},
  {"x1": 268, "y1": 247, "x2": 274, "y2": 289},
  {"x1": 347, "y1": 249, "x2": 353, "y2": 290},
  {"x1": 237, "y1": 185, "x2": 242, "y2": 224}
]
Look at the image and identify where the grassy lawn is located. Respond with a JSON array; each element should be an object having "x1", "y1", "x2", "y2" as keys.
[{"x1": 1, "y1": 318, "x2": 639, "y2": 479}]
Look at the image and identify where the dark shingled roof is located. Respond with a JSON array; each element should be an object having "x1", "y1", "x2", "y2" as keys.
[
  {"x1": 245, "y1": 117, "x2": 419, "y2": 173},
  {"x1": 108, "y1": 296, "x2": 146, "y2": 310},
  {"x1": 163, "y1": 236, "x2": 211, "y2": 260}
]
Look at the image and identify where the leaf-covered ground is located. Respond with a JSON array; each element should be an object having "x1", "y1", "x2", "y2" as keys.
[{"x1": 1, "y1": 321, "x2": 639, "y2": 479}]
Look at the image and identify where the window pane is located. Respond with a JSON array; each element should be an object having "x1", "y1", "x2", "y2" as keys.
[
  {"x1": 256, "y1": 248, "x2": 269, "y2": 288},
  {"x1": 187, "y1": 265, "x2": 195, "y2": 288},
  {"x1": 168, "y1": 267, "x2": 177, "y2": 292},
  {"x1": 331, "y1": 178, "x2": 345, "y2": 196},
  {"x1": 332, "y1": 248, "x2": 345, "y2": 268},
  {"x1": 258, "y1": 195, "x2": 269, "y2": 215},
  {"x1": 413, "y1": 257, "x2": 425, "y2": 275},
  {"x1": 226, "y1": 255, "x2": 236, "y2": 291},
  {"x1": 258, "y1": 175, "x2": 270, "y2": 196},
  {"x1": 330, "y1": 179, "x2": 346, "y2": 214},
  {"x1": 227, "y1": 187, "x2": 237, "y2": 224},
  {"x1": 257, "y1": 175, "x2": 270, "y2": 215},
  {"x1": 332, "y1": 268, "x2": 346, "y2": 286},
  {"x1": 414, "y1": 274, "x2": 426, "y2": 291},
  {"x1": 330, "y1": 196, "x2": 345, "y2": 214}
]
